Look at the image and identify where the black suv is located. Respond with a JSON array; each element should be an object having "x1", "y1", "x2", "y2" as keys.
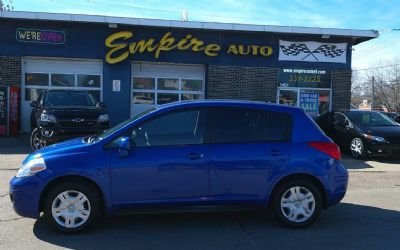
[{"x1": 30, "y1": 90, "x2": 110, "y2": 150}]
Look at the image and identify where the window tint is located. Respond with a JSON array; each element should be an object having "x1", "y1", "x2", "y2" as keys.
[
  {"x1": 132, "y1": 109, "x2": 207, "y2": 147},
  {"x1": 211, "y1": 108, "x2": 264, "y2": 143},
  {"x1": 334, "y1": 113, "x2": 346, "y2": 124},
  {"x1": 264, "y1": 111, "x2": 291, "y2": 141}
]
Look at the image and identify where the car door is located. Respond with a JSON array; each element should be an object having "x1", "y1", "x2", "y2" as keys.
[
  {"x1": 333, "y1": 112, "x2": 351, "y2": 147},
  {"x1": 108, "y1": 108, "x2": 210, "y2": 205},
  {"x1": 209, "y1": 107, "x2": 291, "y2": 201}
]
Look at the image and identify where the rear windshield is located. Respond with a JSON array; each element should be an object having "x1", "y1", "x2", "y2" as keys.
[
  {"x1": 346, "y1": 111, "x2": 398, "y2": 126},
  {"x1": 45, "y1": 91, "x2": 96, "y2": 107}
]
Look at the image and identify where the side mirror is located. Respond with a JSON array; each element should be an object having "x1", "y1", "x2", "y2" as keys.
[
  {"x1": 118, "y1": 136, "x2": 131, "y2": 157},
  {"x1": 98, "y1": 102, "x2": 106, "y2": 108},
  {"x1": 30, "y1": 101, "x2": 38, "y2": 108}
]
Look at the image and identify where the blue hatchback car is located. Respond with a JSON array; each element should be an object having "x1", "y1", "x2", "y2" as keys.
[{"x1": 10, "y1": 100, "x2": 348, "y2": 233}]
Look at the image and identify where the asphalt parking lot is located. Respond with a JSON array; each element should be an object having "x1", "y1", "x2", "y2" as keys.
[{"x1": 0, "y1": 137, "x2": 399, "y2": 250}]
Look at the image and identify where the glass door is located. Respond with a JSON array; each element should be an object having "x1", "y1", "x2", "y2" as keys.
[{"x1": 278, "y1": 89, "x2": 299, "y2": 107}]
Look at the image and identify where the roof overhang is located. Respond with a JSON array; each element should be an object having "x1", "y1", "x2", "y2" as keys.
[{"x1": 0, "y1": 11, "x2": 379, "y2": 44}]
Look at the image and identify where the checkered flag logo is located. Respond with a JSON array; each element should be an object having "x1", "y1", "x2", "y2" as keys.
[
  {"x1": 280, "y1": 43, "x2": 311, "y2": 56},
  {"x1": 313, "y1": 45, "x2": 345, "y2": 58},
  {"x1": 280, "y1": 43, "x2": 346, "y2": 61}
]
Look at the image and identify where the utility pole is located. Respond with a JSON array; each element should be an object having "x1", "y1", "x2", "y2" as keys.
[{"x1": 371, "y1": 76, "x2": 375, "y2": 111}]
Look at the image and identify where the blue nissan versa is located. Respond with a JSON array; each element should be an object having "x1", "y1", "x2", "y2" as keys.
[{"x1": 9, "y1": 100, "x2": 348, "y2": 233}]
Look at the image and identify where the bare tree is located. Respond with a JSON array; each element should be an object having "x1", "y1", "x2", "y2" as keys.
[
  {"x1": 0, "y1": 0, "x2": 13, "y2": 11},
  {"x1": 364, "y1": 59, "x2": 400, "y2": 111}
]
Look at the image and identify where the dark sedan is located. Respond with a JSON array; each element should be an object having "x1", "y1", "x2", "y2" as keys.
[{"x1": 315, "y1": 111, "x2": 400, "y2": 159}]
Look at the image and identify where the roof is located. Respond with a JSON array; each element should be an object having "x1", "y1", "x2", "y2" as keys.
[{"x1": 0, "y1": 11, "x2": 378, "y2": 44}]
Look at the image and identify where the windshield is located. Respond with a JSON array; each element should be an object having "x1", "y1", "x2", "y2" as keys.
[
  {"x1": 45, "y1": 91, "x2": 96, "y2": 107},
  {"x1": 91, "y1": 108, "x2": 156, "y2": 143},
  {"x1": 346, "y1": 111, "x2": 398, "y2": 126}
]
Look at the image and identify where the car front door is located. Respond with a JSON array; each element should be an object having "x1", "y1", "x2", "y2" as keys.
[
  {"x1": 333, "y1": 112, "x2": 351, "y2": 147},
  {"x1": 209, "y1": 107, "x2": 291, "y2": 202},
  {"x1": 108, "y1": 108, "x2": 210, "y2": 205}
]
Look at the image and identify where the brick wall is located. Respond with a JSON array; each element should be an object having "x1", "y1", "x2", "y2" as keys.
[
  {"x1": 332, "y1": 69, "x2": 352, "y2": 112},
  {"x1": 206, "y1": 65, "x2": 278, "y2": 103},
  {"x1": 0, "y1": 56, "x2": 21, "y2": 86}
]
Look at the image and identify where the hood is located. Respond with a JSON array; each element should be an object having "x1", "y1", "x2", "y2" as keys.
[
  {"x1": 44, "y1": 106, "x2": 105, "y2": 119},
  {"x1": 23, "y1": 138, "x2": 90, "y2": 164}
]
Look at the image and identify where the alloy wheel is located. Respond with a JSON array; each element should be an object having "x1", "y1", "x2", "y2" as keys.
[
  {"x1": 51, "y1": 190, "x2": 91, "y2": 229},
  {"x1": 280, "y1": 186, "x2": 316, "y2": 223},
  {"x1": 350, "y1": 138, "x2": 363, "y2": 158},
  {"x1": 30, "y1": 128, "x2": 46, "y2": 150}
]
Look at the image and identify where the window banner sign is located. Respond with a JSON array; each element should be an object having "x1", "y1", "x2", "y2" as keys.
[
  {"x1": 16, "y1": 28, "x2": 66, "y2": 44},
  {"x1": 278, "y1": 68, "x2": 331, "y2": 88},
  {"x1": 8, "y1": 86, "x2": 20, "y2": 136},
  {"x1": 279, "y1": 40, "x2": 347, "y2": 64},
  {"x1": 300, "y1": 92, "x2": 319, "y2": 116},
  {"x1": 0, "y1": 86, "x2": 7, "y2": 135}
]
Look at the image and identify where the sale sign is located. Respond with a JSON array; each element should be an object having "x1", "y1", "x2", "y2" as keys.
[{"x1": 0, "y1": 86, "x2": 6, "y2": 135}]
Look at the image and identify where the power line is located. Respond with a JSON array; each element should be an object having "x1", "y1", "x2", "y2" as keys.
[{"x1": 353, "y1": 63, "x2": 400, "y2": 71}]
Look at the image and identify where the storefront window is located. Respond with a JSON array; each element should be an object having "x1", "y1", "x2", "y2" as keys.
[
  {"x1": 182, "y1": 79, "x2": 202, "y2": 91},
  {"x1": 158, "y1": 78, "x2": 179, "y2": 91},
  {"x1": 78, "y1": 75, "x2": 101, "y2": 88},
  {"x1": 157, "y1": 93, "x2": 179, "y2": 104},
  {"x1": 300, "y1": 89, "x2": 330, "y2": 116},
  {"x1": 51, "y1": 74, "x2": 75, "y2": 87},
  {"x1": 182, "y1": 93, "x2": 202, "y2": 100},
  {"x1": 25, "y1": 73, "x2": 49, "y2": 86},
  {"x1": 279, "y1": 90, "x2": 298, "y2": 106},
  {"x1": 133, "y1": 77, "x2": 155, "y2": 90},
  {"x1": 132, "y1": 92, "x2": 155, "y2": 104},
  {"x1": 25, "y1": 88, "x2": 45, "y2": 101}
]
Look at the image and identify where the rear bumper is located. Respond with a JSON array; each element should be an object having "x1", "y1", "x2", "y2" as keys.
[
  {"x1": 366, "y1": 143, "x2": 400, "y2": 156},
  {"x1": 325, "y1": 161, "x2": 349, "y2": 207}
]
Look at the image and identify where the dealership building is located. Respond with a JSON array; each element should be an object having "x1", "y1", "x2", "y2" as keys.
[{"x1": 0, "y1": 11, "x2": 378, "y2": 132}]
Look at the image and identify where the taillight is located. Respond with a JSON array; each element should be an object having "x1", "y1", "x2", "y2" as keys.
[{"x1": 307, "y1": 142, "x2": 341, "y2": 160}]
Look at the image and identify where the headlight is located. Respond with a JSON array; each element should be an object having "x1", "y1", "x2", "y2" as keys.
[
  {"x1": 16, "y1": 158, "x2": 47, "y2": 178},
  {"x1": 40, "y1": 113, "x2": 56, "y2": 123},
  {"x1": 362, "y1": 134, "x2": 387, "y2": 143},
  {"x1": 98, "y1": 114, "x2": 109, "y2": 122}
]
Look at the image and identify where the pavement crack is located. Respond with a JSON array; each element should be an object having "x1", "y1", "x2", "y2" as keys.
[
  {"x1": 236, "y1": 220, "x2": 259, "y2": 250},
  {"x1": 0, "y1": 193, "x2": 9, "y2": 198},
  {"x1": 0, "y1": 168, "x2": 18, "y2": 171},
  {"x1": 0, "y1": 217, "x2": 23, "y2": 223}
]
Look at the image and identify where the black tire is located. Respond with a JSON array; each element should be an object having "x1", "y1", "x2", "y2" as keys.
[
  {"x1": 350, "y1": 137, "x2": 367, "y2": 159},
  {"x1": 30, "y1": 128, "x2": 46, "y2": 151},
  {"x1": 272, "y1": 179, "x2": 322, "y2": 228},
  {"x1": 43, "y1": 181, "x2": 101, "y2": 233}
]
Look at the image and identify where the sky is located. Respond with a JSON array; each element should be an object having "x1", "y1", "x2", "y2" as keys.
[{"x1": 7, "y1": 0, "x2": 400, "y2": 71}]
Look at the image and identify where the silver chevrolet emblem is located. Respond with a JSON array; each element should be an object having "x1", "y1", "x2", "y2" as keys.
[{"x1": 72, "y1": 118, "x2": 84, "y2": 123}]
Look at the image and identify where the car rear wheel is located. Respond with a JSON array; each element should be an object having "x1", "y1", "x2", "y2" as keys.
[
  {"x1": 273, "y1": 179, "x2": 322, "y2": 228},
  {"x1": 30, "y1": 128, "x2": 46, "y2": 150},
  {"x1": 350, "y1": 137, "x2": 366, "y2": 159},
  {"x1": 44, "y1": 181, "x2": 101, "y2": 233}
]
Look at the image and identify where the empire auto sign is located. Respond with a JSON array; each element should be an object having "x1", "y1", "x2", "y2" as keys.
[{"x1": 105, "y1": 31, "x2": 273, "y2": 64}]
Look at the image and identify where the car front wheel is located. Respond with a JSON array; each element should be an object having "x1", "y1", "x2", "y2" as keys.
[
  {"x1": 350, "y1": 137, "x2": 366, "y2": 159},
  {"x1": 30, "y1": 128, "x2": 46, "y2": 150},
  {"x1": 44, "y1": 181, "x2": 101, "y2": 233},
  {"x1": 273, "y1": 179, "x2": 322, "y2": 228}
]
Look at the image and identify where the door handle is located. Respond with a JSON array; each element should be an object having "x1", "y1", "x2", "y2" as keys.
[
  {"x1": 269, "y1": 149, "x2": 282, "y2": 156},
  {"x1": 187, "y1": 153, "x2": 204, "y2": 160}
]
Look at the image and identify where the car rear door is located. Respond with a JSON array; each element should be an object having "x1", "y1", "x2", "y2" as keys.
[
  {"x1": 209, "y1": 107, "x2": 291, "y2": 202},
  {"x1": 108, "y1": 108, "x2": 210, "y2": 205}
]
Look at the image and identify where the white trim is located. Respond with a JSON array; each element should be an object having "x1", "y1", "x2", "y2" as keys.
[{"x1": 0, "y1": 10, "x2": 379, "y2": 40}]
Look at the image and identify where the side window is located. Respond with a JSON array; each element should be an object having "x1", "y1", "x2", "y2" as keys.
[
  {"x1": 211, "y1": 108, "x2": 264, "y2": 143},
  {"x1": 334, "y1": 113, "x2": 346, "y2": 124},
  {"x1": 131, "y1": 109, "x2": 207, "y2": 147},
  {"x1": 264, "y1": 111, "x2": 291, "y2": 141}
]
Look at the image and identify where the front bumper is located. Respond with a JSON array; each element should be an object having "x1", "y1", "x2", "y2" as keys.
[
  {"x1": 9, "y1": 175, "x2": 43, "y2": 219},
  {"x1": 38, "y1": 123, "x2": 109, "y2": 143},
  {"x1": 366, "y1": 142, "x2": 400, "y2": 156}
]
